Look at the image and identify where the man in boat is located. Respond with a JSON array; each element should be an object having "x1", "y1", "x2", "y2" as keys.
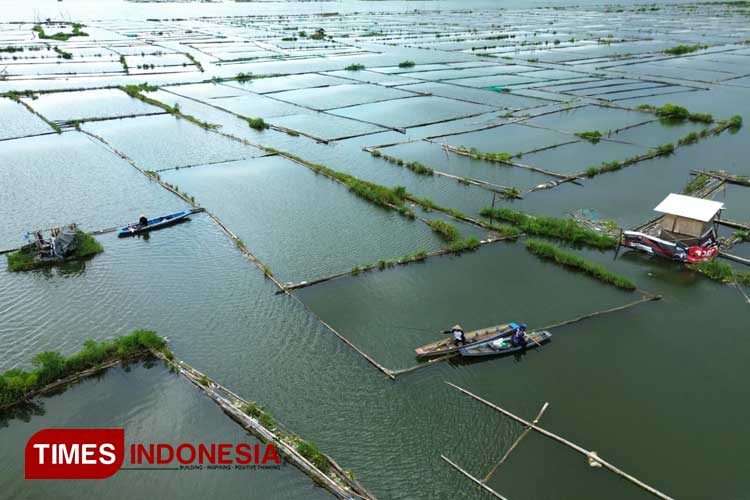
[
  {"x1": 138, "y1": 214, "x2": 148, "y2": 227},
  {"x1": 443, "y1": 324, "x2": 468, "y2": 346},
  {"x1": 511, "y1": 323, "x2": 528, "y2": 347}
]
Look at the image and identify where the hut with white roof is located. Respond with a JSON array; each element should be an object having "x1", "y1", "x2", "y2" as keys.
[{"x1": 653, "y1": 193, "x2": 723, "y2": 245}]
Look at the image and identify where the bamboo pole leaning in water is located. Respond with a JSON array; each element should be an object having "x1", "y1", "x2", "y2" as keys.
[
  {"x1": 446, "y1": 382, "x2": 675, "y2": 500},
  {"x1": 483, "y1": 402, "x2": 549, "y2": 483},
  {"x1": 440, "y1": 455, "x2": 511, "y2": 500}
]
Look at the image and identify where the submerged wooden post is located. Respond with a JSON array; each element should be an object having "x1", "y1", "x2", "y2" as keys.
[
  {"x1": 446, "y1": 382, "x2": 675, "y2": 500},
  {"x1": 441, "y1": 455, "x2": 511, "y2": 500},
  {"x1": 483, "y1": 402, "x2": 549, "y2": 483}
]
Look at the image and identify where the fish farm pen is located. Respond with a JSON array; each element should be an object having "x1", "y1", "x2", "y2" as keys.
[{"x1": 1, "y1": 2, "x2": 750, "y2": 500}]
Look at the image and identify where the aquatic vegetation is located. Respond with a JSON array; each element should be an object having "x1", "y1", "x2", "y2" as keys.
[
  {"x1": 243, "y1": 116, "x2": 268, "y2": 130},
  {"x1": 636, "y1": 103, "x2": 713, "y2": 123},
  {"x1": 526, "y1": 240, "x2": 636, "y2": 290},
  {"x1": 53, "y1": 46, "x2": 72, "y2": 59},
  {"x1": 185, "y1": 52, "x2": 204, "y2": 72},
  {"x1": 663, "y1": 44, "x2": 707, "y2": 55},
  {"x1": 120, "y1": 85, "x2": 220, "y2": 130},
  {"x1": 310, "y1": 28, "x2": 327, "y2": 40},
  {"x1": 656, "y1": 143, "x2": 675, "y2": 155},
  {"x1": 688, "y1": 259, "x2": 739, "y2": 284},
  {"x1": 455, "y1": 146, "x2": 513, "y2": 163},
  {"x1": 480, "y1": 207, "x2": 617, "y2": 249},
  {"x1": 119, "y1": 55, "x2": 129, "y2": 72},
  {"x1": 0, "y1": 46, "x2": 24, "y2": 53},
  {"x1": 144, "y1": 169, "x2": 161, "y2": 181},
  {"x1": 502, "y1": 187, "x2": 522, "y2": 199},
  {"x1": 685, "y1": 174, "x2": 710, "y2": 194},
  {"x1": 33, "y1": 23, "x2": 89, "y2": 41},
  {"x1": 575, "y1": 130, "x2": 602, "y2": 143},
  {"x1": 262, "y1": 264, "x2": 273, "y2": 278},
  {"x1": 344, "y1": 63, "x2": 365, "y2": 71},
  {"x1": 295, "y1": 440, "x2": 329, "y2": 473},
  {"x1": 7, "y1": 231, "x2": 103, "y2": 272},
  {"x1": 447, "y1": 237, "x2": 481, "y2": 254},
  {"x1": 727, "y1": 115, "x2": 743, "y2": 130},
  {"x1": 370, "y1": 150, "x2": 434, "y2": 175},
  {"x1": 426, "y1": 220, "x2": 460, "y2": 242},
  {"x1": 733, "y1": 229, "x2": 749, "y2": 241},
  {"x1": 398, "y1": 60, "x2": 416, "y2": 68},
  {"x1": 0, "y1": 330, "x2": 168, "y2": 407},
  {"x1": 678, "y1": 131, "x2": 702, "y2": 145},
  {"x1": 263, "y1": 148, "x2": 411, "y2": 213}
]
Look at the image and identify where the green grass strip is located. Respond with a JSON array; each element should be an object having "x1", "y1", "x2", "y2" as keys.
[
  {"x1": 480, "y1": 207, "x2": 617, "y2": 249},
  {"x1": 526, "y1": 239, "x2": 636, "y2": 290},
  {"x1": 0, "y1": 330, "x2": 169, "y2": 407}
]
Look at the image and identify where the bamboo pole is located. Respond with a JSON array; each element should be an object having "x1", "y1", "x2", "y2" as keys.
[
  {"x1": 483, "y1": 402, "x2": 549, "y2": 483},
  {"x1": 441, "y1": 455, "x2": 511, "y2": 500},
  {"x1": 446, "y1": 382, "x2": 675, "y2": 500}
]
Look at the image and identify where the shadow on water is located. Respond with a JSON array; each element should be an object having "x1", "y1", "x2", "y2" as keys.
[
  {"x1": 439, "y1": 341, "x2": 552, "y2": 368},
  {"x1": 617, "y1": 250, "x2": 701, "y2": 286},
  {"x1": 0, "y1": 401, "x2": 46, "y2": 428}
]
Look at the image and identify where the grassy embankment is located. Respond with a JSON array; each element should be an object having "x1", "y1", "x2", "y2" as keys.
[
  {"x1": 526, "y1": 239, "x2": 636, "y2": 290},
  {"x1": 480, "y1": 207, "x2": 617, "y2": 249}
]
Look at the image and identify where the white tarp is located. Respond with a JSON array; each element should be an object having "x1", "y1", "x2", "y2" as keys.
[{"x1": 653, "y1": 193, "x2": 724, "y2": 222}]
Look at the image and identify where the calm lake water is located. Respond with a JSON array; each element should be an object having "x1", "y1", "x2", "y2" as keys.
[{"x1": 1, "y1": 1, "x2": 749, "y2": 499}]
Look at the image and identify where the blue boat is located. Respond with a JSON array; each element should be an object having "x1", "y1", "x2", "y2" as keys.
[
  {"x1": 459, "y1": 330, "x2": 551, "y2": 357},
  {"x1": 117, "y1": 210, "x2": 192, "y2": 237}
]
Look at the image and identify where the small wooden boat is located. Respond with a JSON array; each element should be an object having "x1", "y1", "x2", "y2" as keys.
[
  {"x1": 117, "y1": 210, "x2": 191, "y2": 237},
  {"x1": 414, "y1": 323, "x2": 518, "y2": 358},
  {"x1": 460, "y1": 330, "x2": 551, "y2": 357}
]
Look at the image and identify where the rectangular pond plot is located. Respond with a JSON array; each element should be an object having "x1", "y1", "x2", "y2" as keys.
[
  {"x1": 611, "y1": 119, "x2": 710, "y2": 148},
  {"x1": 22, "y1": 89, "x2": 161, "y2": 121},
  {"x1": 368, "y1": 63, "x2": 454, "y2": 75},
  {"x1": 713, "y1": 184, "x2": 750, "y2": 222},
  {"x1": 442, "y1": 122, "x2": 575, "y2": 156},
  {"x1": 0, "y1": 363, "x2": 333, "y2": 500},
  {"x1": 296, "y1": 241, "x2": 638, "y2": 370},
  {"x1": 566, "y1": 81, "x2": 669, "y2": 98},
  {"x1": 0, "y1": 97, "x2": 52, "y2": 140},
  {"x1": 398, "y1": 65, "x2": 539, "y2": 82},
  {"x1": 323, "y1": 69, "x2": 422, "y2": 87},
  {"x1": 608, "y1": 61, "x2": 731, "y2": 84},
  {"x1": 161, "y1": 156, "x2": 445, "y2": 283},
  {"x1": 0, "y1": 132, "x2": 186, "y2": 250},
  {"x1": 3, "y1": 61, "x2": 124, "y2": 77},
  {"x1": 444, "y1": 73, "x2": 548, "y2": 89},
  {"x1": 195, "y1": 91, "x2": 304, "y2": 119},
  {"x1": 521, "y1": 68, "x2": 592, "y2": 81},
  {"x1": 616, "y1": 86, "x2": 750, "y2": 119},
  {"x1": 522, "y1": 105, "x2": 650, "y2": 133},
  {"x1": 222, "y1": 73, "x2": 352, "y2": 94},
  {"x1": 82, "y1": 114, "x2": 263, "y2": 170},
  {"x1": 164, "y1": 82, "x2": 253, "y2": 99},
  {"x1": 330, "y1": 96, "x2": 494, "y2": 129},
  {"x1": 519, "y1": 139, "x2": 651, "y2": 176},
  {"x1": 269, "y1": 112, "x2": 385, "y2": 140},
  {"x1": 504, "y1": 134, "x2": 741, "y2": 228},
  {"x1": 271, "y1": 83, "x2": 417, "y2": 111},
  {"x1": 604, "y1": 85, "x2": 700, "y2": 101},
  {"x1": 379, "y1": 140, "x2": 553, "y2": 190},
  {"x1": 395, "y1": 81, "x2": 550, "y2": 110}
]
